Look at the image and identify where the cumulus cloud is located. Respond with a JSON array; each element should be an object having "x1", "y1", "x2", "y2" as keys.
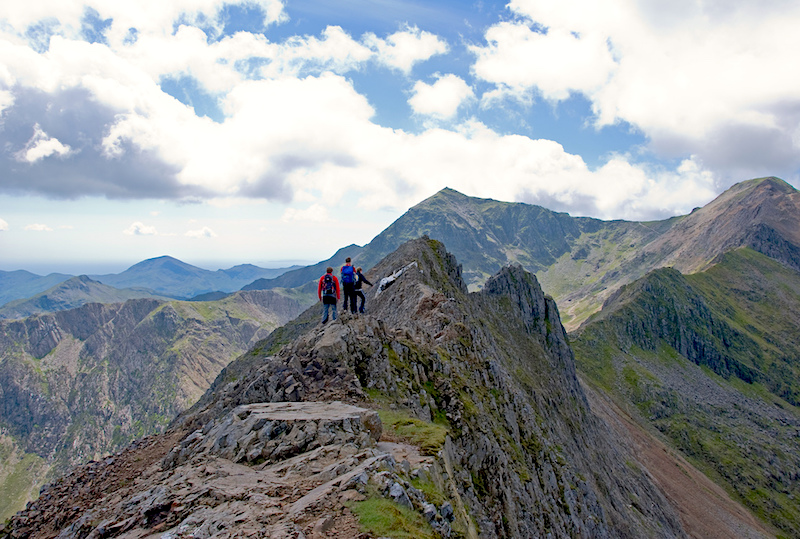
[
  {"x1": 15, "y1": 124, "x2": 74, "y2": 163},
  {"x1": 185, "y1": 226, "x2": 217, "y2": 238},
  {"x1": 409, "y1": 74, "x2": 474, "y2": 119},
  {"x1": 365, "y1": 25, "x2": 449, "y2": 73},
  {"x1": 471, "y1": 21, "x2": 614, "y2": 102},
  {"x1": 471, "y1": 0, "x2": 800, "y2": 181},
  {"x1": 24, "y1": 223, "x2": 53, "y2": 231},
  {"x1": 0, "y1": 0, "x2": 766, "y2": 224},
  {"x1": 123, "y1": 221, "x2": 158, "y2": 235},
  {"x1": 0, "y1": 218, "x2": 9, "y2": 231}
]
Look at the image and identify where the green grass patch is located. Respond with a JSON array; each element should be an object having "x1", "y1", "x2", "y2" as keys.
[
  {"x1": 0, "y1": 452, "x2": 47, "y2": 522},
  {"x1": 378, "y1": 409, "x2": 448, "y2": 456},
  {"x1": 351, "y1": 489, "x2": 437, "y2": 539}
]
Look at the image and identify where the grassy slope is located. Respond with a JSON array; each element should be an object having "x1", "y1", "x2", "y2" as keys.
[
  {"x1": 0, "y1": 434, "x2": 47, "y2": 523},
  {"x1": 572, "y1": 248, "x2": 800, "y2": 536}
]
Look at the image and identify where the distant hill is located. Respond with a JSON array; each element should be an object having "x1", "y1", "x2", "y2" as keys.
[
  {"x1": 0, "y1": 259, "x2": 299, "y2": 313},
  {"x1": 92, "y1": 256, "x2": 298, "y2": 298},
  {"x1": 0, "y1": 289, "x2": 307, "y2": 520},
  {"x1": 242, "y1": 245, "x2": 364, "y2": 291},
  {"x1": 0, "y1": 270, "x2": 72, "y2": 306},
  {"x1": 0, "y1": 275, "x2": 169, "y2": 320}
]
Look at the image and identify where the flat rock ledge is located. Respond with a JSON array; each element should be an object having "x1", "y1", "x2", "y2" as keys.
[{"x1": 164, "y1": 401, "x2": 382, "y2": 469}]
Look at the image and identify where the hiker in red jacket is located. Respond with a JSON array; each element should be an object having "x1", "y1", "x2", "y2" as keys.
[{"x1": 318, "y1": 267, "x2": 340, "y2": 323}]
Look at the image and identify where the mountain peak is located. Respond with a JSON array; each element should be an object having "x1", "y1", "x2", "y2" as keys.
[
  {"x1": 641, "y1": 176, "x2": 800, "y2": 274},
  {"x1": 126, "y1": 255, "x2": 192, "y2": 271},
  {"x1": 728, "y1": 176, "x2": 796, "y2": 196}
]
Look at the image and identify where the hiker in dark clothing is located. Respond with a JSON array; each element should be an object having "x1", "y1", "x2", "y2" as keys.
[
  {"x1": 340, "y1": 257, "x2": 358, "y2": 314},
  {"x1": 318, "y1": 267, "x2": 340, "y2": 323},
  {"x1": 354, "y1": 267, "x2": 372, "y2": 313}
]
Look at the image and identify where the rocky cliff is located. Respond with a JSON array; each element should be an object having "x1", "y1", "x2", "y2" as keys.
[
  {"x1": 0, "y1": 290, "x2": 304, "y2": 521},
  {"x1": 2, "y1": 238, "x2": 688, "y2": 538}
]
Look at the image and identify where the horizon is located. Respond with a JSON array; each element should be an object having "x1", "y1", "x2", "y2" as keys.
[
  {"x1": 0, "y1": 257, "x2": 319, "y2": 277},
  {"x1": 2, "y1": 1, "x2": 799, "y2": 270}
]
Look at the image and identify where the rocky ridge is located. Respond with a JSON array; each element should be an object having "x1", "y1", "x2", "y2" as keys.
[{"x1": 3, "y1": 238, "x2": 687, "y2": 538}]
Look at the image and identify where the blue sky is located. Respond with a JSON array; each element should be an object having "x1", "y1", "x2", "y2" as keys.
[{"x1": 1, "y1": 0, "x2": 799, "y2": 274}]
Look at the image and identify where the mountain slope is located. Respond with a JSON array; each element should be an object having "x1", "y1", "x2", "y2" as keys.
[
  {"x1": 572, "y1": 248, "x2": 800, "y2": 535},
  {"x1": 0, "y1": 290, "x2": 305, "y2": 521},
  {"x1": 3, "y1": 238, "x2": 691, "y2": 538},
  {"x1": 0, "y1": 275, "x2": 169, "y2": 320}
]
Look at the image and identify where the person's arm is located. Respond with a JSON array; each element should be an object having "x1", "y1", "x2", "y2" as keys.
[
  {"x1": 334, "y1": 276, "x2": 341, "y2": 299},
  {"x1": 362, "y1": 275, "x2": 373, "y2": 287},
  {"x1": 318, "y1": 277, "x2": 323, "y2": 300}
]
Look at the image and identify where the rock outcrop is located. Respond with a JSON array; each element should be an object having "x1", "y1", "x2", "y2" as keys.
[{"x1": 3, "y1": 238, "x2": 687, "y2": 538}]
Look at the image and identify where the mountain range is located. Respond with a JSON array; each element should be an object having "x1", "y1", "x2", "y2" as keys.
[
  {"x1": 0, "y1": 257, "x2": 301, "y2": 311},
  {"x1": 247, "y1": 177, "x2": 800, "y2": 330},
  {"x1": 1, "y1": 176, "x2": 799, "y2": 536}
]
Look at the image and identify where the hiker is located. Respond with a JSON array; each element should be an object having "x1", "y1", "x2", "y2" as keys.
[
  {"x1": 340, "y1": 257, "x2": 358, "y2": 314},
  {"x1": 318, "y1": 267, "x2": 340, "y2": 323},
  {"x1": 354, "y1": 267, "x2": 372, "y2": 313}
]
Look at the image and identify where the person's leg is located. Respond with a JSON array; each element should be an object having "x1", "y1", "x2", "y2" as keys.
[
  {"x1": 322, "y1": 302, "x2": 329, "y2": 323},
  {"x1": 349, "y1": 286, "x2": 357, "y2": 313},
  {"x1": 357, "y1": 290, "x2": 365, "y2": 312},
  {"x1": 331, "y1": 302, "x2": 337, "y2": 320}
]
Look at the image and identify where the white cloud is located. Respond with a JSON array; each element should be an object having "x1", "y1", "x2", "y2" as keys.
[
  {"x1": 185, "y1": 226, "x2": 217, "y2": 238},
  {"x1": 2, "y1": 1, "x2": 287, "y2": 44},
  {"x1": 281, "y1": 204, "x2": 331, "y2": 223},
  {"x1": 0, "y1": 218, "x2": 8, "y2": 231},
  {"x1": 24, "y1": 223, "x2": 53, "y2": 231},
  {"x1": 15, "y1": 124, "x2": 73, "y2": 163},
  {"x1": 123, "y1": 221, "x2": 158, "y2": 235},
  {"x1": 409, "y1": 74, "x2": 474, "y2": 119},
  {"x1": 0, "y1": 0, "x2": 749, "y2": 224},
  {"x1": 471, "y1": 21, "x2": 615, "y2": 102},
  {"x1": 365, "y1": 25, "x2": 448, "y2": 73},
  {"x1": 471, "y1": 0, "x2": 800, "y2": 179}
]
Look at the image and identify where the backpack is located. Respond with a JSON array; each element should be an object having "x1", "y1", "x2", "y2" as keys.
[
  {"x1": 322, "y1": 274, "x2": 335, "y2": 296},
  {"x1": 341, "y1": 264, "x2": 355, "y2": 284}
]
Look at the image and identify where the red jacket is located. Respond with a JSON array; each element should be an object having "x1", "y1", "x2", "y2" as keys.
[{"x1": 318, "y1": 273, "x2": 340, "y2": 300}]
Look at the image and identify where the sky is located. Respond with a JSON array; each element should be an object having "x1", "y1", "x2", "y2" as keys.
[{"x1": 1, "y1": 0, "x2": 799, "y2": 274}]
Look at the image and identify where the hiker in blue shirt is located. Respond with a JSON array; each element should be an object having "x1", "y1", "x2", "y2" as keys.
[
  {"x1": 354, "y1": 267, "x2": 372, "y2": 313},
  {"x1": 340, "y1": 257, "x2": 358, "y2": 314}
]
